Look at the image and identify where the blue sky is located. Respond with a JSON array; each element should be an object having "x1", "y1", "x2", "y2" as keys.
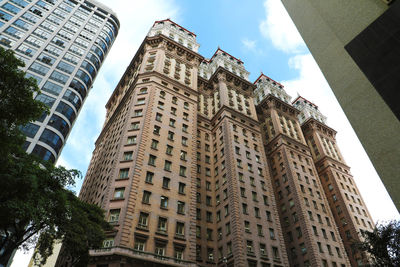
[
  {"x1": 12, "y1": 0, "x2": 399, "y2": 265},
  {"x1": 57, "y1": 0, "x2": 398, "y2": 222}
]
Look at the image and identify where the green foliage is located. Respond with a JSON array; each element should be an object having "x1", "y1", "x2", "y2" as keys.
[
  {"x1": 0, "y1": 47, "x2": 47, "y2": 156},
  {"x1": 357, "y1": 220, "x2": 400, "y2": 267},
  {"x1": 0, "y1": 47, "x2": 111, "y2": 266}
]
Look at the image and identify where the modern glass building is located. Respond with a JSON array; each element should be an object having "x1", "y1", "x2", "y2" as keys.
[{"x1": 0, "y1": 0, "x2": 119, "y2": 163}]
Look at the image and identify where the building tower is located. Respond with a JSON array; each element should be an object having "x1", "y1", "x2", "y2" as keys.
[
  {"x1": 195, "y1": 49, "x2": 288, "y2": 267},
  {"x1": 0, "y1": 0, "x2": 119, "y2": 162},
  {"x1": 255, "y1": 74, "x2": 351, "y2": 267},
  {"x1": 293, "y1": 96, "x2": 375, "y2": 266},
  {"x1": 75, "y1": 19, "x2": 289, "y2": 267}
]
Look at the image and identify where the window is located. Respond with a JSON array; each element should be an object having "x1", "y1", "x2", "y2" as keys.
[
  {"x1": 153, "y1": 125, "x2": 161, "y2": 135},
  {"x1": 114, "y1": 188, "x2": 124, "y2": 199},
  {"x1": 109, "y1": 209, "x2": 120, "y2": 222},
  {"x1": 155, "y1": 113, "x2": 162, "y2": 121},
  {"x1": 182, "y1": 124, "x2": 188, "y2": 132},
  {"x1": 180, "y1": 150, "x2": 187, "y2": 160},
  {"x1": 130, "y1": 122, "x2": 140, "y2": 130},
  {"x1": 224, "y1": 205, "x2": 229, "y2": 216},
  {"x1": 168, "y1": 131, "x2": 174, "y2": 140},
  {"x1": 177, "y1": 201, "x2": 185, "y2": 214},
  {"x1": 178, "y1": 182, "x2": 185, "y2": 194},
  {"x1": 246, "y1": 240, "x2": 254, "y2": 254},
  {"x1": 164, "y1": 160, "x2": 172, "y2": 171},
  {"x1": 255, "y1": 207, "x2": 260, "y2": 218},
  {"x1": 196, "y1": 226, "x2": 201, "y2": 238},
  {"x1": 166, "y1": 145, "x2": 173, "y2": 155},
  {"x1": 148, "y1": 155, "x2": 156, "y2": 166},
  {"x1": 252, "y1": 191, "x2": 258, "y2": 202},
  {"x1": 182, "y1": 136, "x2": 188, "y2": 146},
  {"x1": 155, "y1": 244, "x2": 166, "y2": 257},
  {"x1": 142, "y1": 191, "x2": 151, "y2": 204},
  {"x1": 169, "y1": 118, "x2": 176, "y2": 127},
  {"x1": 206, "y1": 211, "x2": 212, "y2": 222},
  {"x1": 184, "y1": 102, "x2": 189, "y2": 109},
  {"x1": 134, "y1": 239, "x2": 145, "y2": 251},
  {"x1": 207, "y1": 248, "x2": 214, "y2": 262},
  {"x1": 123, "y1": 151, "x2": 133, "y2": 161},
  {"x1": 119, "y1": 168, "x2": 129, "y2": 179},
  {"x1": 183, "y1": 112, "x2": 188, "y2": 120},
  {"x1": 269, "y1": 228, "x2": 275, "y2": 239},
  {"x1": 257, "y1": 224, "x2": 263, "y2": 236},
  {"x1": 260, "y1": 243, "x2": 267, "y2": 256},
  {"x1": 174, "y1": 247, "x2": 184, "y2": 260},
  {"x1": 160, "y1": 196, "x2": 168, "y2": 209},
  {"x1": 206, "y1": 196, "x2": 212, "y2": 206},
  {"x1": 145, "y1": 171, "x2": 154, "y2": 183},
  {"x1": 266, "y1": 211, "x2": 272, "y2": 221},
  {"x1": 103, "y1": 238, "x2": 114, "y2": 248},
  {"x1": 176, "y1": 222, "x2": 185, "y2": 237},
  {"x1": 226, "y1": 222, "x2": 231, "y2": 235},
  {"x1": 162, "y1": 177, "x2": 170, "y2": 189},
  {"x1": 127, "y1": 136, "x2": 137, "y2": 145},
  {"x1": 179, "y1": 166, "x2": 186, "y2": 177},
  {"x1": 171, "y1": 107, "x2": 177, "y2": 115},
  {"x1": 150, "y1": 139, "x2": 159, "y2": 149},
  {"x1": 137, "y1": 98, "x2": 145, "y2": 104},
  {"x1": 240, "y1": 187, "x2": 246, "y2": 197},
  {"x1": 206, "y1": 228, "x2": 213, "y2": 240},
  {"x1": 157, "y1": 101, "x2": 164, "y2": 109}
]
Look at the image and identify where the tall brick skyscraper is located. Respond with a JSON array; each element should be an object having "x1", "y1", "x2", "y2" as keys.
[
  {"x1": 75, "y1": 19, "x2": 373, "y2": 267},
  {"x1": 293, "y1": 97, "x2": 374, "y2": 266}
]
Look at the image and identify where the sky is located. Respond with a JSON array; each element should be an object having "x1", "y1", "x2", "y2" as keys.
[{"x1": 12, "y1": 0, "x2": 399, "y2": 266}]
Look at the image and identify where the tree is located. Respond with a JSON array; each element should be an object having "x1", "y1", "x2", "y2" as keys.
[
  {"x1": 0, "y1": 48, "x2": 111, "y2": 266},
  {"x1": 357, "y1": 220, "x2": 400, "y2": 267},
  {"x1": 0, "y1": 47, "x2": 46, "y2": 156}
]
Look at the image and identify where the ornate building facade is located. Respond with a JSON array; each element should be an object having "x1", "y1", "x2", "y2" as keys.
[{"x1": 76, "y1": 19, "x2": 373, "y2": 267}]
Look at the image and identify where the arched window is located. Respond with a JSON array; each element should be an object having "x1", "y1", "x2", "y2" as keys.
[
  {"x1": 139, "y1": 87, "x2": 148, "y2": 94},
  {"x1": 160, "y1": 91, "x2": 166, "y2": 99}
]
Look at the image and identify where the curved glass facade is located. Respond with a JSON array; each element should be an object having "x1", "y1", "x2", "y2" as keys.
[
  {"x1": 63, "y1": 89, "x2": 81, "y2": 110},
  {"x1": 69, "y1": 78, "x2": 87, "y2": 99},
  {"x1": 0, "y1": 0, "x2": 119, "y2": 162},
  {"x1": 55, "y1": 101, "x2": 76, "y2": 123},
  {"x1": 39, "y1": 128, "x2": 63, "y2": 154},
  {"x1": 32, "y1": 144, "x2": 55, "y2": 163},
  {"x1": 48, "y1": 114, "x2": 70, "y2": 138}
]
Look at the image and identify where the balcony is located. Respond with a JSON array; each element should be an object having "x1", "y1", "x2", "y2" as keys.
[{"x1": 90, "y1": 246, "x2": 197, "y2": 267}]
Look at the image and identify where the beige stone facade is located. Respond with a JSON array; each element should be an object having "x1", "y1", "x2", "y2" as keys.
[
  {"x1": 71, "y1": 19, "x2": 373, "y2": 267},
  {"x1": 294, "y1": 96, "x2": 374, "y2": 266}
]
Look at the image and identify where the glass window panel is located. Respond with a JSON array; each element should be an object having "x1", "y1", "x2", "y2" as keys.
[
  {"x1": 39, "y1": 129, "x2": 63, "y2": 153},
  {"x1": 42, "y1": 81, "x2": 63, "y2": 96},
  {"x1": 50, "y1": 70, "x2": 69, "y2": 84}
]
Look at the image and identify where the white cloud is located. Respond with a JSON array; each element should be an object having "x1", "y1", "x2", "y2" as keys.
[
  {"x1": 259, "y1": 0, "x2": 305, "y2": 53},
  {"x1": 282, "y1": 54, "x2": 400, "y2": 222},
  {"x1": 242, "y1": 38, "x2": 256, "y2": 50}
]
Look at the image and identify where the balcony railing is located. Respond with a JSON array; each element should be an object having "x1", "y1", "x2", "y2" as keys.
[{"x1": 90, "y1": 246, "x2": 197, "y2": 267}]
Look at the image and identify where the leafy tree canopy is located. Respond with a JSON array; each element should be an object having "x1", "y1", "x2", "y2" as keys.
[
  {"x1": 357, "y1": 220, "x2": 400, "y2": 267},
  {"x1": 0, "y1": 47, "x2": 110, "y2": 267},
  {"x1": 0, "y1": 47, "x2": 46, "y2": 156}
]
